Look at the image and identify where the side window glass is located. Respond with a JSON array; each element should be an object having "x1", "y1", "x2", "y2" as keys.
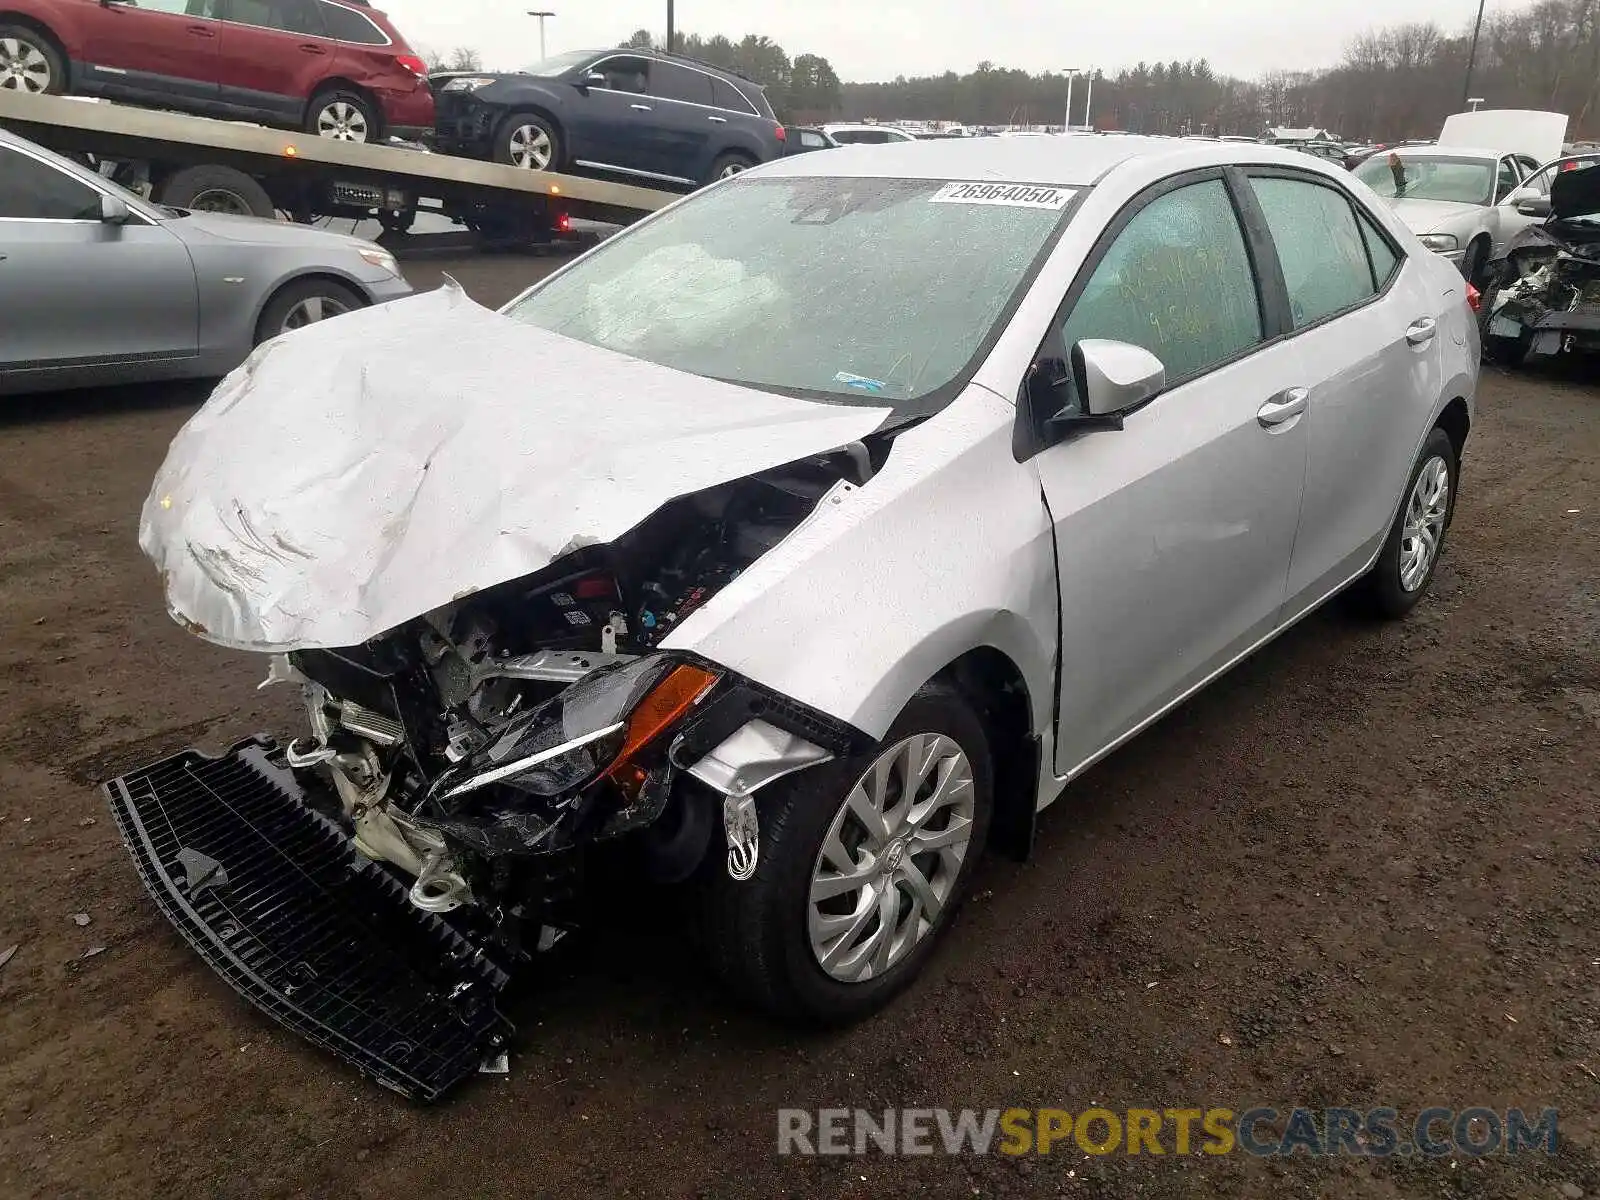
[
  {"x1": 1060, "y1": 178, "x2": 1262, "y2": 385},
  {"x1": 597, "y1": 57, "x2": 649, "y2": 94},
  {"x1": 1251, "y1": 177, "x2": 1376, "y2": 327},
  {"x1": 1495, "y1": 157, "x2": 1520, "y2": 202},
  {"x1": 136, "y1": 0, "x2": 203, "y2": 13},
  {"x1": 1356, "y1": 208, "x2": 1401, "y2": 290},
  {"x1": 318, "y1": 1, "x2": 385, "y2": 43},
  {"x1": 652, "y1": 63, "x2": 712, "y2": 105},
  {"x1": 223, "y1": 0, "x2": 323, "y2": 33},
  {"x1": 0, "y1": 147, "x2": 104, "y2": 220},
  {"x1": 711, "y1": 78, "x2": 758, "y2": 115}
]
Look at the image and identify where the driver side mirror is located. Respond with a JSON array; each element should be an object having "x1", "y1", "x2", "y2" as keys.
[
  {"x1": 576, "y1": 71, "x2": 608, "y2": 90},
  {"x1": 99, "y1": 194, "x2": 130, "y2": 225}
]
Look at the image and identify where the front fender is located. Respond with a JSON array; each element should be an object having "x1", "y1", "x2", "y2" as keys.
[{"x1": 664, "y1": 384, "x2": 1059, "y2": 742}]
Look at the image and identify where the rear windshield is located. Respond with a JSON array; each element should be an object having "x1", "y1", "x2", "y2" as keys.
[{"x1": 503, "y1": 176, "x2": 1074, "y2": 410}]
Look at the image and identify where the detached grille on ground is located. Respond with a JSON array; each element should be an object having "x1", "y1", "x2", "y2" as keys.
[{"x1": 103, "y1": 737, "x2": 512, "y2": 1102}]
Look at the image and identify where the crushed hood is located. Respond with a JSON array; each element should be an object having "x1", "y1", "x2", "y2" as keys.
[{"x1": 141, "y1": 285, "x2": 890, "y2": 652}]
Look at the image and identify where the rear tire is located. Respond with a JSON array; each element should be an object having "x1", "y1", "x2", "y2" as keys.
[
  {"x1": 697, "y1": 683, "x2": 993, "y2": 1025},
  {"x1": 1346, "y1": 426, "x2": 1458, "y2": 619},
  {"x1": 155, "y1": 164, "x2": 275, "y2": 219},
  {"x1": 255, "y1": 278, "x2": 366, "y2": 346},
  {"x1": 0, "y1": 24, "x2": 65, "y2": 95},
  {"x1": 494, "y1": 112, "x2": 562, "y2": 171},
  {"x1": 306, "y1": 88, "x2": 379, "y2": 144},
  {"x1": 705, "y1": 152, "x2": 755, "y2": 185}
]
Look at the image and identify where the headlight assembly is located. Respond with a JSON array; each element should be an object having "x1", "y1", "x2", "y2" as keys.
[
  {"x1": 439, "y1": 657, "x2": 718, "y2": 801},
  {"x1": 442, "y1": 77, "x2": 498, "y2": 93}
]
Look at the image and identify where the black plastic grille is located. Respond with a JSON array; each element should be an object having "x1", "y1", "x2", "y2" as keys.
[{"x1": 103, "y1": 737, "x2": 512, "y2": 1102}]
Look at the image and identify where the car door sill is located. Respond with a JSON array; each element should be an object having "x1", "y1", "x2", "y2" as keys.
[{"x1": 573, "y1": 159, "x2": 696, "y2": 187}]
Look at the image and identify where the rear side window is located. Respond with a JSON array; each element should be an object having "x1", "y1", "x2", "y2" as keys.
[
  {"x1": 318, "y1": 0, "x2": 387, "y2": 44},
  {"x1": 222, "y1": 0, "x2": 325, "y2": 35},
  {"x1": 1060, "y1": 178, "x2": 1262, "y2": 384},
  {"x1": 1250, "y1": 176, "x2": 1376, "y2": 327},
  {"x1": 0, "y1": 146, "x2": 103, "y2": 220},
  {"x1": 1356, "y1": 208, "x2": 1401, "y2": 289},
  {"x1": 711, "y1": 77, "x2": 758, "y2": 116},
  {"x1": 653, "y1": 63, "x2": 713, "y2": 106}
]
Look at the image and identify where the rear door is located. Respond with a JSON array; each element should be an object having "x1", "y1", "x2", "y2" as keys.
[
  {"x1": 1241, "y1": 169, "x2": 1447, "y2": 611},
  {"x1": 647, "y1": 62, "x2": 716, "y2": 181},
  {"x1": 0, "y1": 143, "x2": 198, "y2": 376},
  {"x1": 1029, "y1": 172, "x2": 1311, "y2": 774},
  {"x1": 76, "y1": 0, "x2": 221, "y2": 111},
  {"x1": 213, "y1": 0, "x2": 335, "y2": 124}
]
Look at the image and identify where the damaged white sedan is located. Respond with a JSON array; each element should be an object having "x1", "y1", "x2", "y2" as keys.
[{"x1": 111, "y1": 135, "x2": 1479, "y2": 1100}]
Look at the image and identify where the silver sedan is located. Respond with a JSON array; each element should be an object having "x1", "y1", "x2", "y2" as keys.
[
  {"x1": 132, "y1": 135, "x2": 1479, "y2": 1072},
  {"x1": 0, "y1": 127, "x2": 412, "y2": 395}
]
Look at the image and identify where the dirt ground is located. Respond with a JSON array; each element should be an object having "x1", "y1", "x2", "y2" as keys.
[{"x1": 2, "y1": 256, "x2": 1598, "y2": 1200}]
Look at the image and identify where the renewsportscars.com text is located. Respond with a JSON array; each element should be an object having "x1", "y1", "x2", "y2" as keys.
[{"x1": 777, "y1": 1106, "x2": 1559, "y2": 1158}]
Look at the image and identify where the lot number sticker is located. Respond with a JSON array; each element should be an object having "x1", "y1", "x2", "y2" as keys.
[{"x1": 930, "y1": 182, "x2": 1076, "y2": 209}]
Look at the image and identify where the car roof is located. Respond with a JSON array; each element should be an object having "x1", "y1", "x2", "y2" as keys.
[
  {"x1": 754, "y1": 133, "x2": 1338, "y2": 188},
  {"x1": 1374, "y1": 145, "x2": 1504, "y2": 161}
]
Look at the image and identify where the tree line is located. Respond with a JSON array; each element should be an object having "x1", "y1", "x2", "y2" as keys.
[{"x1": 616, "y1": 0, "x2": 1600, "y2": 139}]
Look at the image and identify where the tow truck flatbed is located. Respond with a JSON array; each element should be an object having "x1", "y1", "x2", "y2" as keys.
[{"x1": 0, "y1": 90, "x2": 675, "y2": 242}]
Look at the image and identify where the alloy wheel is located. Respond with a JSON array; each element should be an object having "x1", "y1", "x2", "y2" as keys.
[
  {"x1": 0, "y1": 37, "x2": 51, "y2": 93},
  {"x1": 186, "y1": 188, "x2": 255, "y2": 217},
  {"x1": 1399, "y1": 455, "x2": 1450, "y2": 592},
  {"x1": 719, "y1": 161, "x2": 748, "y2": 179},
  {"x1": 808, "y1": 733, "x2": 977, "y2": 983},
  {"x1": 316, "y1": 101, "x2": 370, "y2": 143},
  {"x1": 508, "y1": 124, "x2": 553, "y2": 170},
  {"x1": 280, "y1": 294, "x2": 353, "y2": 333}
]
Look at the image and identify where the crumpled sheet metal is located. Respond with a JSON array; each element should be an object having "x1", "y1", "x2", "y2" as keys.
[{"x1": 141, "y1": 284, "x2": 890, "y2": 651}]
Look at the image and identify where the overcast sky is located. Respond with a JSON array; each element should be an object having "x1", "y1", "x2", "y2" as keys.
[{"x1": 379, "y1": 0, "x2": 1511, "y2": 82}]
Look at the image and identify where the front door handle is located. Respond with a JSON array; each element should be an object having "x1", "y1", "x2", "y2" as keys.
[
  {"x1": 1257, "y1": 386, "x2": 1308, "y2": 427},
  {"x1": 1406, "y1": 316, "x2": 1438, "y2": 346},
  {"x1": 630, "y1": 103, "x2": 653, "y2": 111},
  {"x1": 186, "y1": 24, "x2": 215, "y2": 36},
  {"x1": 299, "y1": 42, "x2": 328, "y2": 54},
  {"x1": 708, "y1": 115, "x2": 728, "y2": 123}
]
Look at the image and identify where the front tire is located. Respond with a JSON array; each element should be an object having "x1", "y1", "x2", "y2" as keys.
[
  {"x1": 494, "y1": 112, "x2": 562, "y2": 171},
  {"x1": 698, "y1": 683, "x2": 992, "y2": 1024},
  {"x1": 1347, "y1": 426, "x2": 1458, "y2": 619},
  {"x1": 255, "y1": 278, "x2": 365, "y2": 346},
  {"x1": 1460, "y1": 236, "x2": 1488, "y2": 287},
  {"x1": 0, "y1": 25, "x2": 64, "y2": 95}
]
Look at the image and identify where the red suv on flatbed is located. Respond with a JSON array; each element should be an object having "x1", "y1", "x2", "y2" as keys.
[{"x1": 0, "y1": 0, "x2": 434, "y2": 142}]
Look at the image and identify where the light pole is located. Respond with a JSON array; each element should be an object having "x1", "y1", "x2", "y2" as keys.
[
  {"x1": 666, "y1": 0, "x2": 675, "y2": 53},
  {"x1": 1083, "y1": 68, "x2": 1096, "y2": 131},
  {"x1": 1461, "y1": 0, "x2": 1488, "y2": 110},
  {"x1": 526, "y1": 10, "x2": 554, "y2": 61},
  {"x1": 1062, "y1": 67, "x2": 1079, "y2": 132}
]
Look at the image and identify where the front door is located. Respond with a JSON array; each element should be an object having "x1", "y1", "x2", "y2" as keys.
[
  {"x1": 1242, "y1": 169, "x2": 1450, "y2": 610},
  {"x1": 566, "y1": 55, "x2": 664, "y2": 180},
  {"x1": 77, "y1": 0, "x2": 221, "y2": 111},
  {"x1": 1027, "y1": 174, "x2": 1310, "y2": 775},
  {"x1": 0, "y1": 144, "x2": 198, "y2": 375}
]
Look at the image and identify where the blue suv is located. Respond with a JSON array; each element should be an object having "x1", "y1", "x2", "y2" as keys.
[{"x1": 432, "y1": 49, "x2": 787, "y2": 188}]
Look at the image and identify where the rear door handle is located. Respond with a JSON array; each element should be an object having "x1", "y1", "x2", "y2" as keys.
[
  {"x1": 708, "y1": 115, "x2": 728, "y2": 123},
  {"x1": 299, "y1": 42, "x2": 328, "y2": 54},
  {"x1": 1406, "y1": 316, "x2": 1438, "y2": 346},
  {"x1": 187, "y1": 24, "x2": 215, "y2": 36},
  {"x1": 630, "y1": 103, "x2": 653, "y2": 111},
  {"x1": 1257, "y1": 386, "x2": 1308, "y2": 428}
]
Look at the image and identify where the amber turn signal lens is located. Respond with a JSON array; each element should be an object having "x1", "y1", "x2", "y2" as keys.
[{"x1": 602, "y1": 664, "x2": 718, "y2": 779}]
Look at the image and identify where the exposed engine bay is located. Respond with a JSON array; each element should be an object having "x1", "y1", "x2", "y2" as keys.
[
  {"x1": 1485, "y1": 163, "x2": 1600, "y2": 359},
  {"x1": 262, "y1": 451, "x2": 873, "y2": 961}
]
